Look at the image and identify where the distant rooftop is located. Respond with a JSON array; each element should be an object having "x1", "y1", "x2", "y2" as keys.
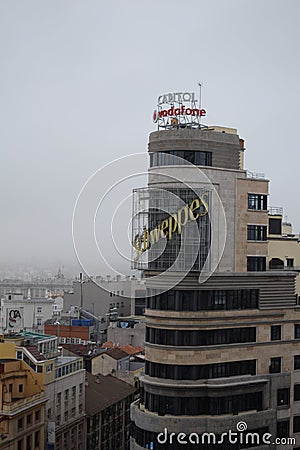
[
  {"x1": 85, "y1": 372, "x2": 136, "y2": 416},
  {"x1": 55, "y1": 356, "x2": 82, "y2": 367}
]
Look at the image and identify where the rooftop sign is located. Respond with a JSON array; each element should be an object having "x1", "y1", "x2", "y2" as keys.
[{"x1": 153, "y1": 91, "x2": 206, "y2": 129}]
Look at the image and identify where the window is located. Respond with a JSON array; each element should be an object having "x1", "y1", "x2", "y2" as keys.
[
  {"x1": 79, "y1": 383, "x2": 83, "y2": 395},
  {"x1": 295, "y1": 356, "x2": 300, "y2": 370},
  {"x1": 295, "y1": 325, "x2": 300, "y2": 339},
  {"x1": 26, "y1": 436, "x2": 31, "y2": 450},
  {"x1": 72, "y1": 386, "x2": 76, "y2": 399},
  {"x1": 56, "y1": 415, "x2": 61, "y2": 426},
  {"x1": 37, "y1": 307, "x2": 42, "y2": 313},
  {"x1": 247, "y1": 225, "x2": 267, "y2": 241},
  {"x1": 277, "y1": 420, "x2": 289, "y2": 438},
  {"x1": 294, "y1": 416, "x2": 300, "y2": 433},
  {"x1": 147, "y1": 289, "x2": 259, "y2": 311},
  {"x1": 146, "y1": 359, "x2": 256, "y2": 380},
  {"x1": 269, "y1": 217, "x2": 282, "y2": 235},
  {"x1": 294, "y1": 385, "x2": 300, "y2": 401},
  {"x1": 277, "y1": 388, "x2": 289, "y2": 406},
  {"x1": 17, "y1": 440, "x2": 23, "y2": 450},
  {"x1": 35, "y1": 410, "x2": 40, "y2": 422},
  {"x1": 9, "y1": 383, "x2": 13, "y2": 393},
  {"x1": 27, "y1": 413, "x2": 32, "y2": 425},
  {"x1": 64, "y1": 389, "x2": 69, "y2": 401},
  {"x1": 64, "y1": 411, "x2": 68, "y2": 422},
  {"x1": 269, "y1": 357, "x2": 281, "y2": 374},
  {"x1": 247, "y1": 256, "x2": 266, "y2": 272},
  {"x1": 57, "y1": 392, "x2": 61, "y2": 405},
  {"x1": 271, "y1": 325, "x2": 281, "y2": 341},
  {"x1": 18, "y1": 418, "x2": 23, "y2": 431},
  {"x1": 248, "y1": 193, "x2": 267, "y2": 210},
  {"x1": 71, "y1": 407, "x2": 76, "y2": 416},
  {"x1": 146, "y1": 326, "x2": 256, "y2": 346},
  {"x1": 34, "y1": 431, "x2": 40, "y2": 448},
  {"x1": 150, "y1": 150, "x2": 212, "y2": 167},
  {"x1": 142, "y1": 391, "x2": 262, "y2": 416},
  {"x1": 287, "y1": 258, "x2": 294, "y2": 268},
  {"x1": 79, "y1": 404, "x2": 83, "y2": 414},
  {"x1": 18, "y1": 384, "x2": 23, "y2": 393},
  {"x1": 37, "y1": 318, "x2": 42, "y2": 326}
]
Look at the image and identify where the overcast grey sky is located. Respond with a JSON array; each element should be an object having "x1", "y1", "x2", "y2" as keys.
[{"x1": 0, "y1": 0, "x2": 299, "y2": 276}]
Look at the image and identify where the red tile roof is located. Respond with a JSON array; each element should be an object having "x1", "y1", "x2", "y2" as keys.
[
  {"x1": 101, "y1": 341, "x2": 114, "y2": 349},
  {"x1": 106, "y1": 348, "x2": 128, "y2": 360},
  {"x1": 119, "y1": 345, "x2": 143, "y2": 356}
]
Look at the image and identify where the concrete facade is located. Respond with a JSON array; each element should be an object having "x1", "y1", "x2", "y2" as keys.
[
  {"x1": 130, "y1": 125, "x2": 300, "y2": 449},
  {"x1": 0, "y1": 294, "x2": 54, "y2": 334},
  {"x1": 63, "y1": 277, "x2": 145, "y2": 319}
]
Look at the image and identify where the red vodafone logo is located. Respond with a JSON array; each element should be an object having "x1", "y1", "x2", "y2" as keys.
[{"x1": 153, "y1": 105, "x2": 206, "y2": 123}]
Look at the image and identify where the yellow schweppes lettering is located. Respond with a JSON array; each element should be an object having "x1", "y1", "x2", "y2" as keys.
[{"x1": 133, "y1": 193, "x2": 209, "y2": 259}]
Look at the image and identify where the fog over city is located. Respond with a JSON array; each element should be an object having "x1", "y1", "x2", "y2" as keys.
[{"x1": 1, "y1": 0, "x2": 299, "y2": 277}]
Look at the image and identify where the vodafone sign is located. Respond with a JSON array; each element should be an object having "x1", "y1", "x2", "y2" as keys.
[
  {"x1": 153, "y1": 105, "x2": 206, "y2": 123},
  {"x1": 153, "y1": 91, "x2": 206, "y2": 128}
]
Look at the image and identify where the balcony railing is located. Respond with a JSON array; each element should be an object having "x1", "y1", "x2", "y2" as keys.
[
  {"x1": 268, "y1": 206, "x2": 283, "y2": 216},
  {"x1": 1, "y1": 392, "x2": 45, "y2": 414},
  {"x1": 246, "y1": 170, "x2": 265, "y2": 179}
]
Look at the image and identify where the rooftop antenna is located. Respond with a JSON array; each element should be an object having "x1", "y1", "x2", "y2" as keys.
[{"x1": 198, "y1": 82, "x2": 202, "y2": 127}]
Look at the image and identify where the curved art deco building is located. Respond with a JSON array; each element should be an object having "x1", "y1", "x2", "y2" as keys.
[{"x1": 131, "y1": 126, "x2": 299, "y2": 449}]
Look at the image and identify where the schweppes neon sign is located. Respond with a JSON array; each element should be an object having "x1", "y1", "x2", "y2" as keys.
[{"x1": 133, "y1": 193, "x2": 209, "y2": 258}]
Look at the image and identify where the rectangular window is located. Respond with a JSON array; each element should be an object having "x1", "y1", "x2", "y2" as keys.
[
  {"x1": 37, "y1": 307, "x2": 42, "y2": 313},
  {"x1": 247, "y1": 225, "x2": 267, "y2": 241},
  {"x1": 64, "y1": 389, "x2": 69, "y2": 401},
  {"x1": 72, "y1": 386, "x2": 76, "y2": 399},
  {"x1": 26, "y1": 436, "x2": 31, "y2": 450},
  {"x1": 248, "y1": 193, "x2": 267, "y2": 210},
  {"x1": 269, "y1": 217, "x2": 282, "y2": 235},
  {"x1": 247, "y1": 256, "x2": 266, "y2": 272},
  {"x1": 79, "y1": 383, "x2": 83, "y2": 395},
  {"x1": 17, "y1": 440, "x2": 23, "y2": 450},
  {"x1": 277, "y1": 420, "x2": 289, "y2": 438},
  {"x1": 287, "y1": 258, "x2": 294, "y2": 268},
  {"x1": 56, "y1": 415, "x2": 61, "y2": 426},
  {"x1": 18, "y1": 418, "x2": 23, "y2": 431},
  {"x1": 271, "y1": 325, "x2": 281, "y2": 341},
  {"x1": 34, "y1": 431, "x2": 39, "y2": 447},
  {"x1": 295, "y1": 325, "x2": 300, "y2": 339},
  {"x1": 294, "y1": 416, "x2": 300, "y2": 433},
  {"x1": 35, "y1": 410, "x2": 40, "y2": 422},
  {"x1": 294, "y1": 385, "x2": 300, "y2": 401},
  {"x1": 295, "y1": 356, "x2": 300, "y2": 370},
  {"x1": 277, "y1": 388, "x2": 289, "y2": 406},
  {"x1": 27, "y1": 414, "x2": 32, "y2": 425},
  {"x1": 37, "y1": 318, "x2": 42, "y2": 326},
  {"x1": 18, "y1": 384, "x2": 23, "y2": 393},
  {"x1": 269, "y1": 357, "x2": 281, "y2": 374}
]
